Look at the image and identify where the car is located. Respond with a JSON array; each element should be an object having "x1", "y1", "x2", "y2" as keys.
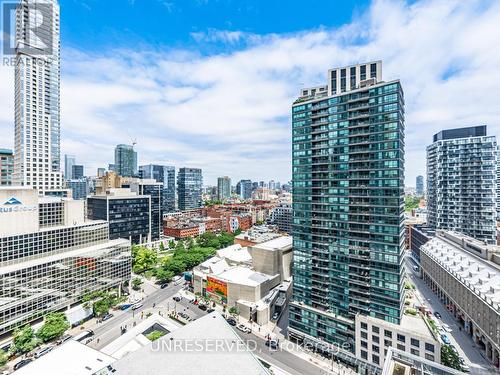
[
  {"x1": 441, "y1": 334, "x2": 451, "y2": 345},
  {"x1": 131, "y1": 302, "x2": 143, "y2": 310},
  {"x1": 56, "y1": 334, "x2": 72, "y2": 345},
  {"x1": 265, "y1": 339, "x2": 278, "y2": 349},
  {"x1": 272, "y1": 312, "x2": 279, "y2": 321},
  {"x1": 226, "y1": 318, "x2": 237, "y2": 326},
  {"x1": 442, "y1": 323, "x2": 452, "y2": 332},
  {"x1": 198, "y1": 304, "x2": 207, "y2": 311},
  {"x1": 14, "y1": 359, "x2": 32, "y2": 371},
  {"x1": 236, "y1": 324, "x2": 251, "y2": 333},
  {"x1": 102, "y1": 313, "x2": 114, "y2": 321},
  {"x1": 461, "y1": 364, "x2": 470, "y2": 372},
  {"x1": 207, "y1": 308, "x2": 215, "y2": 313},
  {"x1": 160, "y1": 283, "x2": 169, "y2": 289},
  {"x1": 433, "y1": 311, "x2": 442, "y2": 319},
  {"x1": 173, "y1": 295, "x2": 182, "y2": 302},
  {"x1": 35, "y1": 346, "x2": 53, "y2": 358}
]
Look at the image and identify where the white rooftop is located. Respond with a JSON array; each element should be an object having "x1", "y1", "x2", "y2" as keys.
[
  {"x1": 197, "y1": 256, "x2": 230, "y2": 275},
  {"x1": 108, "y1": 312, "x2": 269, "y2": 375},
  {"x1": 421, "y1": 236, "x2": 500, "y2": 310},
  {"x1": 254, "y1": 236, "x2": 292, "y2": 251},
  {"x1": 216, "y1": 243, "x2": 252, "y2": 263},
  {"x1": 217, "y1": 266, "x2": 272, "y2": 287},
  {"x1": 14, "y1": 340, "x2": 114, "y2": 375}
]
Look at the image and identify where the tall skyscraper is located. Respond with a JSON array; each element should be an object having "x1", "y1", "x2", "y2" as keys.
[
  {"x1": 72, "y1": 164, "x2": 84, "y2": 179},
  {"x1": 217, "y1": 176, "x2": 231, "y2": 201},
  {"x1": 97, "y1": 167, "x2": 106, "y2": 177},
  {"x1": 237, "y1": 179, "x2": 252, "y2": 200},
  {"x1": 427, "y1": 125, "x2": 497, "y2": 243},
  {"x1": 415, "y1": 175, "x2": 424, "y2": 196},
  {"x1": 64, "y1": 154, "x2": 75, "y2": 180},
  {"x1": 114, "y1": 144, "x2": 137, "y2": 177},
  {"x1": 177, "y1": 168, "x2": 202, "y2": 211},
  {"x1": 139, "y1": 164, "x2": 176, "y2": 213},
  {"x1": 289, "y1": 61, "x2": 405, "y2": 360},
  {"x1": 13, "y1": 0, "x2": 63, "y2": 194},
  {"x1": 497, "y1": 146, "x2": 500, "y2": 221},
  {"x1": 0, "y1": 149, "x2": 14, "y2": 185}
]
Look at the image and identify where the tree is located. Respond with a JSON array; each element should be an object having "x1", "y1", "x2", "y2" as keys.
[
  {"x1": 228, "y1": 306, "x2": 239, "y2": 316},
  {"x1": 218, "y1": 231, "x2": 235, "y2": 248},
  {"x1": 37, "y1": 313, "x2": 70, "y2": 342},
  {"x1": 234, "y1": 228, "x2": 242, "y2": 236},
  {"x1": 146, "y1": 330, "x2": 166, "y2": 341},
  {"x1": 175, "y1": 241, "x2": 186, "y2": 252},
  {"x1": 164, "y1": 258, "x2": 186, "y2": 275},
  {"x1": 156, "y1": 267, "x2": 174, "y2": 283},
  {"x1": 159, "y1": 242, "x2": 165, "y2": 252},
  {"x1": 12, "y1": 325, "x2": 39, "y2": 354},
  {"x1": 441, "y1": 345, "x2": 462, "y2": 370},
  {"x1": 197, "y1": 232, "x2": 220, "y2": 248},
  {"x1": 168, "y1": 240, "x2": 176, "y2": 249},
  {"x1": 93, "y1": 298, "x2": 112, "y2": 316},
  {"x1": 186, "y1": 237, "x2": 195, "y2": 250},
  {"x1": 0, "y1": 349, "x2": 8, "y2": 367},
  {"x1": 133, "y1": 247, "x2": 158, "y2": 273},
  {"x1": 132, "y1": 277, "x2": 143, "y2": 290}
]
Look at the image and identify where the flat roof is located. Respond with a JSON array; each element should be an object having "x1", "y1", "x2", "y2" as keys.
[
  {"x1": 254, "y1": 236, "x2": 292, "y2": 251},
  {"x1": 14, "y1": 340, "x2": 115, "y2": 375},
  {"x1": 217, "y1": 266, "x2": 272, "y2": 287},
  {"x1": 108, "y1": 312, "x2": 269, "y2": 375},
  {"x1": 216, "y1": 244, "x2": 252, "y2": 263},
  {"x1": 421, "y1": 236, "x2": 500, "y2": 309}
]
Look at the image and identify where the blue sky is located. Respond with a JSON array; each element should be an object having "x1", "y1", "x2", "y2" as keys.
[{"x1": 1, "y1": 0, "x2": 499, "y2": 186}]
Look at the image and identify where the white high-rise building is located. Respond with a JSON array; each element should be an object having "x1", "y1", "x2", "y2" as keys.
[{"x1": 13, "y1": 0, "x2": 63, "y2": 195}]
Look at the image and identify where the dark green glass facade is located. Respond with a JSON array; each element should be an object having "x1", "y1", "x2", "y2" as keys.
[{"x1": 289, "y1": 81, "x2": 405, "y2": 353}]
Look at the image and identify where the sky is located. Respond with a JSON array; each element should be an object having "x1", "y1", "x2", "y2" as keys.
[{"x1": 0, "y1": 0, "x2": 499, "y2": 186}]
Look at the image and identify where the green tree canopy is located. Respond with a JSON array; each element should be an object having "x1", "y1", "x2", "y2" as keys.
[
  {"x1": 156, "y1": 267, "x2": 175, "y2": 283},
  {"x1": 0, "y1": 349, "x2": 8, "y2": 367},
  {"x1": 132, "y1": 277, "x2": 143, "y2": 290},
  {"x1": 37, "y1": 312, "x2": 70, "y2": 342},
  {"x1": 12, "y1": 325, "x2": 39, "y2": 354},
  {"x1": 132, "y1": 247, "x2": 158, "y2": 273}
]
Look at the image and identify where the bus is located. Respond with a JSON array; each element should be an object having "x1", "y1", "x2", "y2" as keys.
[{"x1": 73, "y1": 329, "x2": 94, "y2": 342}]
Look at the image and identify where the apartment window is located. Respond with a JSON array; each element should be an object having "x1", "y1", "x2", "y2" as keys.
[
  {"x1": 372, "y1": 345, "x2": 379, "y2": 353},
  {"x1": 361, "y1": 340, "x2": 368, "y2": 349},
  {"x1": 372, "y1": 326, "x2": 380, "y2": 334},
  {"x1": 350, "y1": 66, "x2": 356, "y2": 89},
  {"x1": 384, "y1": 330, "x2": 392, "y2": 338},
  {"x1": 425, "y1": 343, "x2": 435, "y2": 352},
  {"x1": 411, "y1": 338, "x2": 420, "y2": 347},
  {"x1": 361, "y1": 331, "x2": 368, "y2": 339},
  {"x1": 384, "y1": 340, "x2": 392, "y2": 347},
  {"x1": 372, "y1": 335, "x2": 379, "y2": 344},
  {"x1": 361, "y1": 322, "x2": 368, "y2": 330},
  {"x1": 370, "y1": 63, "x2": 377, "y2": 78},
  {"x1": 331, "y1": 70, "x2": 337, "y2": 95},
  {"x1": 361, "y1": 350, "x2": 368, "y2": 360},
  {"x1": 340, "y1": 69, "x2": 346, "y2": 92},
  {"x1": 360, "y1": 65, "x2": 366, "y2": 80},
  {"x1": 397, "y1": 344, "x2": 405, "y2": 351},
  {"x1": 397, "y1": 334, "x2": 405, "y2": 343},
  {"x1": 425, "y1": 354, "x2": 435, "y2": 361},
  {"x1": 411, "y1": 348, "x2": 420, "y2": 356},
  {"x1": 372, "y1": 355, "x2": 380, "y2": 365}
]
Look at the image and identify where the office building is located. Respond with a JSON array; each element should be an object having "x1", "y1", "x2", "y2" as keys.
[
  {"x1": 0, "y1": 187, "x2": 131, "y2": 334},
  {"x1": 87, "y1": 188, "x2": 151, "y2": 244},
  {"x1": 237, "y1": 179, "x2": 253, "y2": 200},
  {"x1": 139, "y1": 164, "x2": 176, "y2": 212},
  {"x1": 114, "y1": 144, "x2": 137, "y2": 177},
  {"x1": 427, "y1": 125, "x2": 497, "y2": 244},
  {"x1": 289, "y1": 61, "x2": 405, "y2": 362},
  {"x1": 13, "y1": 0, "x2": 63, "y2": 194},
  {"x1": 408, "y1": 225, "x2": 431, "y2": 263},
  {"x1": 66, "y1": 179, "x2": 89, "y2": 200},
  {"x1": 72, "y1": 164, "x2": 84, "y2": 179},
  {"x1": 125, "y1": 179, "x2": 163, "y2": 241},
  {"x1": 217, "y1": 176, "x2": 231, "y2": 201},
  {"x1": 415, "y1": 175, "x2": 424, "y2": 196},
  {"x1": 64, "y1": 154, "x2": 76, "y2": 180},
  {"x1": 270, "y1": 202, "x2": 292, "y2": 233},
  {"x1": 177, "y1": 168, "x2": 202, "y2": 211},
  {"x1": 0, "y1": 149, "x2": 14, "y2": 186},
  {"x1": 252, "y1": 181, "x2": 259, "y2": 190},
  {"x1": 497, "y1": 146, "x2": 500, "y2": 221},
  {"x1": 97, "y1": 168, "x2": 106, "y2": 177},
  {"x1": 382, "y1": 347, "x2": 461, "y2": 375},
  {"x1": 420, "y1": 231, "x2": 500, "y2": 367}
]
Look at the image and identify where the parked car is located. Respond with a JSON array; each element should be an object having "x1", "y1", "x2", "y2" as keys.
[
  {"x1": 433, "y1": 311, "x2": 442, "y2": 319},
  {"x1": 442, "y1": 323, "x2": 452, "y2": 332},
  {"x1": 441, "y1": 334, "x2": 451, "y2": 345},
  {"x1": 265, "y1": 339, "x2": 278, "y2": 349},
  {"x1": 272, "y1": 312, "x2": 279, "y2": 321},
  {"x1": 73, "y1": 329, "x2": 95, "y2": 342},
  {"x1": 56, "y1": 334, "x2": 72, "y2": 345},
  {"x1": 226, "y1": 318, "x2": 237, "y2": 326},
  {"x1": 173, "y1": 295, "x2": 182, "y2": 302},
  {"x1": 160, "y1": 283, "x2": 169, "y2": 289},
  {"x1": 14, "y1": 359, "x2": 32, "y2": 370},
  {"x1": 207, "y1": 308, "x2": 215, "y2": 313},
  {"x1": 35, "y1": 346, "x2": 53, "y2": 358},
  {"x1": 198, "y1": 304, "x2": 207, "y2": 311},
  {"x1": 102, "y1": 313, "x2": 114, "y2": 321},
  {"x1": 236, "y1": 324, "x2": 251, "y2": 333},
  {"x1": 131, "y1": 302, "x2": 143, "y2": 310}
]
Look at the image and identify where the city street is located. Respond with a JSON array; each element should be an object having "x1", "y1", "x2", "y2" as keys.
[{"x1": 404, "y1": 256, "x2": 498, "y2": 374}]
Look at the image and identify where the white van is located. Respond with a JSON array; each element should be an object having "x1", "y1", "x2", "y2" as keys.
[{"x1": 131, "y1": 302, "x2": 143, "y2": 310}]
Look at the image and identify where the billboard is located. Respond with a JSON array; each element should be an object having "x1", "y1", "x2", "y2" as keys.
[{"x1": 206, "y1": 276, "x2": 227, "y2": 303}]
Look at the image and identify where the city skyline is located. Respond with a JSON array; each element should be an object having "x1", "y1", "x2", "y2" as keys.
[{"x1": 1, "y1": 0, "x2": 499, "y2": 184}]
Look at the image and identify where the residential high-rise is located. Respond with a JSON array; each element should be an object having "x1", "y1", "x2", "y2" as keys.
[
  {"x1": 0, "y1": 149, "x2": 14, "y2": 186},
  {"x1": 237, "y1": 179, "x2": 252, "y2": 200},
  {"x1": 64, "y1": 154, "x2": 76, "y2": 180},
  {"x1": 114, "y1": 144, "x2": 137, "y2": 177},
  {"x1": 217, "y1": 176, "x2": 231, "y2": 201},
  {"x1": 289, "y1": 61, "x2": 405, "y2": 363},
  {"x1": 177, "y1": 168, "x2": 202, "y2": 211},
  {"x1": 415, "y1": 175, "x2": 424, "y2": 196},
  {"x1": 13, "y1": 0, "x2": 63, "y2": 194},
  {"x1": 139, "y1": 164, "x2": 176, "y2": 213},
  {"x1": 427, "y1": 125, "x2": 497, "y2": 244},
  {"x1": 66, "y1": 178, "x2": 89, "y2": 200},
  {"x1": 97, "y1": 167, "x2": 106, "y2": 177},
  {"x1": 72, "y1": 164, "x2": 84, "y2": 179}
]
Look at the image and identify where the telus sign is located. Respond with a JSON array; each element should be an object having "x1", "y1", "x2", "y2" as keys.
[{"x1": 0, "y1": 197, "x2": 37, "y2": 213}]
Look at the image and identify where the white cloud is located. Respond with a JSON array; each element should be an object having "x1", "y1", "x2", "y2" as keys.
[{"x1": 0, "y1": 0, "x2": 499, "y2": 186}]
